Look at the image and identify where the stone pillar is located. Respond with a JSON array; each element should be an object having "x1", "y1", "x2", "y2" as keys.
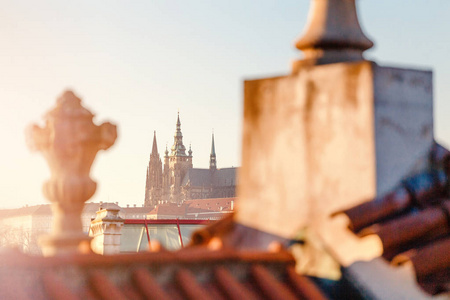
[
  {"x1": 27, "y1": 90, "x2": 117, "y2": 256},
  {"x1": 235, "y1": 0, "x2": 433, "y2": 268},
  {"x1": 90, "y1": 203, "x2": 124, "y2": 255}
]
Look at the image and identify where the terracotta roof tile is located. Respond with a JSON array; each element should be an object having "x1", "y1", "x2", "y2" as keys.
[
  {"x1": 132, "y1": 267, "x2": 172, "y2": 300},
  {"x1": 213, "y1": 266, "x2": 259, "y2": 300},
  {"x1": 250, "y1": 264, "x2": 298, "y2": 300},
  {"x1": 42, "y1": 272, "x2": 79, "y2": 300},
  {"x1": 286, "y1": 267, "x2": 328, "y2": 300},
  {"x1": 175, "y1": 268, "x2": 212, "y2": 300},
  {"x1": 0, "y1": 245, "x2": 327, "y2": 300},
  {"x1": 337, "y1": 143, "x2": 450, "y2": 295},
  {"x1": 184, "y1": 198, "x2": 234, "y2": 213},
  {"x1": 148, "y1": 203, "x2": 187, "y2": 216}
]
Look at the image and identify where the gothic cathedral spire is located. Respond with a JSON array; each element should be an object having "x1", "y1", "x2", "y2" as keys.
[
  {"x1": 171, "y1": 112, "x2": 187, "y2": 157},
  {"x1": 164, "y1": 112, "x2": 193, "y2": 204},
  {"x1": 144, "y1": 131, "x2": 163, "y2": 207},
  {"x1": 151, "y1": 130, "x2": 158, "y2": 157},
  {"x1": 144, "y1": 113, "x2": 236, "y2": 207},
  {"x1": 210, "y1": 132, "x2": 217, "y2": 170}
]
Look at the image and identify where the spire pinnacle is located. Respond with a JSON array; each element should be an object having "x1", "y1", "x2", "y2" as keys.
[
  {"x1": 210, "y1": 132, "x2": 216, "y2": 170},
  {"x1": 211, "y1": 133, "x2": 216, "y2": 156},
  {"x1": 171, "y1": 112, "x2": 187, "y2": 156},
  {"x1": 151, "y1": 131, "x2": 159, "y2": 156}
]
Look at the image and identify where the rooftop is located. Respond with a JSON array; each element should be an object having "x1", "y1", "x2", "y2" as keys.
[
  {"x1": 0, "y1": 245, "x2": 326, "y2": 300},
  {"x1": 338, "y1": 143, "x2": 450, "y2": 295}
]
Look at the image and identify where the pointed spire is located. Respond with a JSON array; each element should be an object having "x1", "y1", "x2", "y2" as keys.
[
  {"x1": 170, "y1": 112, "x2": 187, "y2": 156},
  {"x1": 176, "y1": 112, "x2": 181, "y2": 129},
  {"x1": 188, "y1": 143, "x2": 193, "y2": 156},
  {"x1": 211, "y1": 133, "x2": 216, "y2": 156},
  {"x1": 210, "y1": 132, "x2": 216, "y2": 170},
  {"x1": 151, "y1": 131, "x2": 159, "y2": 157}
]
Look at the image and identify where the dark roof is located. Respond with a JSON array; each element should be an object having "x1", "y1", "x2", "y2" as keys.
[
  {"x1": 0, "y1": 246, "x2": 327, "y2": 300},
  {"x1": 182, "y1": 168, "x2": 238, "y2": 187},
  {"x1": 182, "y1": 168, "x2": 211, "y2": 186},
  {"x1": 337, "y1": 143, "x2": 450, "y2": 295},
  {"x1": 212, "y1": 168, "x2": 237, "y2": 187}
]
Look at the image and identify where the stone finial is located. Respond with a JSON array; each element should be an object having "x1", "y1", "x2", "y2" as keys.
[
  {"x1": 293, "y1": 0, "x2": 373, "y2": 71},
  {"x1": 27, "y1": 90, "x2": 117, "y2": 256}
]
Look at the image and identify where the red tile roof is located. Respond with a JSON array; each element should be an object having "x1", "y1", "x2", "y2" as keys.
[
  {"x1": 0, "y1": 245, "x2": 327, "y2": 300},
  {"x1": 148, "y1": 198, "x2": 235, "y2": 219},
  {"x1": 337, "y1": 143, "x2": 450, "y2": 295},
  {"x1": 148, "y1": 203, "x2": 187, "y2": 216},
  {"x1": 184, "y1": 198, "x2": 235, "y2": 213}
]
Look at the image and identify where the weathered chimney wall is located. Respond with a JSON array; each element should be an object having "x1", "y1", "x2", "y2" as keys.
[{"x1": 236, "y1": 61, "x2": 433, "y2": 264}]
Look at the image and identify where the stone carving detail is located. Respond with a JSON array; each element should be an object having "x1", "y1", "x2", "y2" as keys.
[
  {"x1": 293, "y1": 0, "x2": 373, "y2": 70},
  {"x1": 27, "y1": 90, "x2": 117, "y2": 255}
]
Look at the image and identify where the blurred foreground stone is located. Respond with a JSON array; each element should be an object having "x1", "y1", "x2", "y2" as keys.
[{"x1": 27, "y1": 90, "x2": 117, "y2": 256}]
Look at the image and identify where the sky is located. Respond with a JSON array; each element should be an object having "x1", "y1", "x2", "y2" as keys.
[{"x1": 0, "y1": 1, "x2": 449, "y2": 209}]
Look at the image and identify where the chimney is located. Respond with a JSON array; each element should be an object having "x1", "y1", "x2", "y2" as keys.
[
  {"x1": 235, "y1": 0, "x2": 433, "y2": 269},
  {"x1": 90, "y1": 203, "x2": 124, "y2": 255}
]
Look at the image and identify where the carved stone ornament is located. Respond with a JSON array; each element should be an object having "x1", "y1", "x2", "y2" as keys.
[
  {"x1": 293, "y1": 0, "x2": 374, "y2": 71},
  {"x1": 27, "y1": 90, "x2": 117, "y2": 256}
]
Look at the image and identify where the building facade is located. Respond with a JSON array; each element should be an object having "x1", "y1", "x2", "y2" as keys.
[{"x1": 144, "y1": 114, "x2": 237, "y2": 207}]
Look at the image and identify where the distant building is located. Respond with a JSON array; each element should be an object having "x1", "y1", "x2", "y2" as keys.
[
  {"x1": 147, "y1": 197, "x2": 235, "y2": 220},
  {"x1": 0, "y1": 203, "x2": 150, "y2": 254},
  {"x1": 144, "y1": 113, "x2": 238, "y2": 207}
]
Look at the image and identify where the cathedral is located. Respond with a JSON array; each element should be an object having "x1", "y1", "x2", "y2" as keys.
[{"x1": 144, "y1": 113, "x2": 237, "y2": 207}]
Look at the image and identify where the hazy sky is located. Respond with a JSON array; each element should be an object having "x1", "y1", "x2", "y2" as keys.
[{"x1": 0, "y1": 1, "x2": 449, "y2": 208}]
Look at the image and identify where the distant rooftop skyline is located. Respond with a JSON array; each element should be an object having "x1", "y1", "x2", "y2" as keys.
[{"x1": 0, "y1": 1, "x2": 449, "y2": 208}]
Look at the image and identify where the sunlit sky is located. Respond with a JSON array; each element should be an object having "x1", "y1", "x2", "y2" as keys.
[{"x1": 0, "y1": 1, "x2": 449, "y2": 209}]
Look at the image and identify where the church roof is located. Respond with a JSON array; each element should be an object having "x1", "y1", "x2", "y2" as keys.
[
  {"x1": 181, "y1": 168, "x2": 238, "y2": 187},
  {"x1": 182, "y1": 169, "x2": 211, "y2": 186},
  {"x1": 212, "y1": 168, "x2": 237, "y2": 187}
]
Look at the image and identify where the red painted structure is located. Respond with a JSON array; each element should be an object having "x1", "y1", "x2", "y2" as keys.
[
  {"x1": 124, "y1": 219, "x2": 212, "y2": 248},
  {"x1": 124, "y1": 219, "x2": 211, "y2": 225}
]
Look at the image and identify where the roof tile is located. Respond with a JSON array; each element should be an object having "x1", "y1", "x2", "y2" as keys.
[
  {"x1": 0, "y1": 246, "x2": 327, "y2": 300},
  {"x1": 338, "y1": 144, "x2": 450, "y2": 295}
]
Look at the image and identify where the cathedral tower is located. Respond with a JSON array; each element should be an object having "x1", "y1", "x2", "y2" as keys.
[
  {"x1": 163, "y1": 113, "x2": 193, "y2": 203},
  {"x1": 144, "y1": 131, "x2": 163, "y2": 207},
  {"x1": 144, "y1": 112, "x2": 237, "y2": 207}
]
